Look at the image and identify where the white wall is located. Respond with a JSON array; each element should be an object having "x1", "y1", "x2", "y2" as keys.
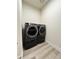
[
  {"x1": 17, "y1": 0, "x2": 23, "y2": 58},
  {"x1": 41, "y1": 0, "x2": 61, "y2": 49},
  {"x1": 22, "y1": 1, "x2": 41, "y2": 28}
]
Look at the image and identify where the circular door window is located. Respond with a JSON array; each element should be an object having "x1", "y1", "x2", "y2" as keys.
[
  {"x1": 26, "y1": 25, "x2": 38, "y2": 38},
  {"x1": 39, "y1": 26, "x2": 46, "y2": 35}
]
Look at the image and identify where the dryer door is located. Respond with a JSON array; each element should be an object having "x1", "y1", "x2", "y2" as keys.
[{"x1": 39, "y1": 25, "x2": 46, "y2": 36}]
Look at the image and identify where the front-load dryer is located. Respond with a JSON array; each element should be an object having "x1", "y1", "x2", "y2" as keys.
[{"x1": 37, "y1": 24, "x2": 46, "y2": 44}]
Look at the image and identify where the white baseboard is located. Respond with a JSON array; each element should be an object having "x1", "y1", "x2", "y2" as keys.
[{"x1": 46, "y1": 40, "x2": 61, "y2": 52}]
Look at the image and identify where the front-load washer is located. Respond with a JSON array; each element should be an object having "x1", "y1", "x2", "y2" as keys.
[{"x1": 22, "y1": 23, "x2": 38, "y2": 50}]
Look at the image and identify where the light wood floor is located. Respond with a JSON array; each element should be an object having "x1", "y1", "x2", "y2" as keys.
[{"x1": 23, "y1": 42, "x2": 60, "y2": 59}]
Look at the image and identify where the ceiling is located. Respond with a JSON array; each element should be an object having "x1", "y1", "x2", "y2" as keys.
[{"x1": 23, "y1": 0, "x2": 49, "y2": 9}]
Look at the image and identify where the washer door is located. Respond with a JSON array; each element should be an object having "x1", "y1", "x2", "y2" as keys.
[{"x1": 26, "y1": 25, "x2": 38, "y2": 38}]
